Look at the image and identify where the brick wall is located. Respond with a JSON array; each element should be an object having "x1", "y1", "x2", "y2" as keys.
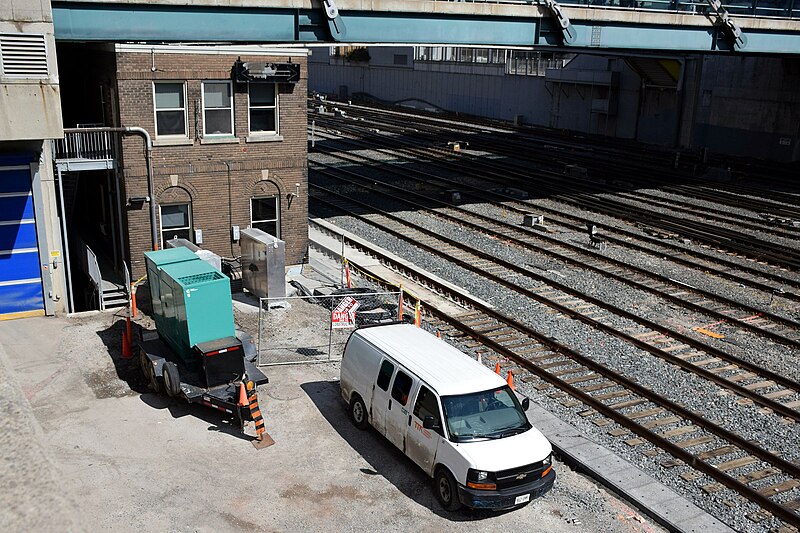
[{"x1": 115, "y1": 48, "x2": 308, "y2": 279}]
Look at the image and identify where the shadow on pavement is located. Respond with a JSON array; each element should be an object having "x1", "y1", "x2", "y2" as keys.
[
  {"x1": 138, "y1": 393, "x2": 252, "y2": 442},
  {"x1": 96, "y1": 316, "x2": 251, "y2": 442},
  {"x1": 301, "y1": 379, "x2": 514, "y2": 521}
]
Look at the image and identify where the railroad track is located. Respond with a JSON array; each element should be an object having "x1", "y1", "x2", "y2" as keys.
[
  {"x1": 311, "y1": 160, "x2": 800, "y2": 347},
  {"x1": 319, "y1": 100, "x2": 800, "y2": 213},
  {"x1": 311, "y1": 177, "x2": 800, "y2": 420},
  {"x1": 312, "y1": 112, "x2": 800, "y2": 271},
  {"x1": 310, "y1": 128, "x2": 800, "y2": 305},
  {"x1": 613, "y1": 190, "x2": 800, "y2": 239},
  {"x1": 309, "y1": 218, "x2": 800, "y2": 530}
]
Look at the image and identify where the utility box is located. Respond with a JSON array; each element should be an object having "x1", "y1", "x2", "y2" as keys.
[
  {"x1": 144, "y1": 249, "x2": 236, "y2": 367},
  {"x1": 240, "y1": 228, "x2": 286, "y2": 301},
  {"x1": 166, "y1": 237, "x2": 223, "y2": 272}
]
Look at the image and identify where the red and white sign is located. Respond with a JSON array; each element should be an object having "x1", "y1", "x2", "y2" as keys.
[{"x1": 332, "y1": 296, "x2": 359, "y2": 329}]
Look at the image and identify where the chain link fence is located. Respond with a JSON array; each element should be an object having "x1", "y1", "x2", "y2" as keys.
[{"x1": 257, "y1": 289, "x2": 402, "y2": 366}]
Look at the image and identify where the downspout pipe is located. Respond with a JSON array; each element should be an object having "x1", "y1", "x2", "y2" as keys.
[
  {"x1": 123, "y1": 127, "x2": 157, "y2": 251},
  {"x1": 62, "y1": 126, "x2": 157, "y2": 251}
]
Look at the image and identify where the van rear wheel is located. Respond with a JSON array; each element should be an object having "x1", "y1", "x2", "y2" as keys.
[
  {"x1": 350, "y1": 395, "x2": 369, "y2": 429},
  {"x1": 434, "y1": 467, "x2": 462, "y2": 512}
]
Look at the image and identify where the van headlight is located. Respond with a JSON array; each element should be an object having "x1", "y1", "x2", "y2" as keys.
[
  {"x1": 467, "y1": 469, "x2": 496, "y2": 490},
  {"x1": 541, "y1": 455, "x2": 553, "y2": 478}
]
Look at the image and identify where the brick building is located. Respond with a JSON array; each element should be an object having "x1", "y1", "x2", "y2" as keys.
[{"x1": 55, "y1": 44, "x2": 309, "y2": 308}]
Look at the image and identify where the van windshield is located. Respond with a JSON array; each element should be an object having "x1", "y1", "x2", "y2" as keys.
[{"x1": 441, "y1": 386, "x2": 530, "y2": 442}]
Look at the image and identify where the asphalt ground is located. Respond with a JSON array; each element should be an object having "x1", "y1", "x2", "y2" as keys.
[{"x1": 0, "y1": 313, "x2": 662, "y2": 532}]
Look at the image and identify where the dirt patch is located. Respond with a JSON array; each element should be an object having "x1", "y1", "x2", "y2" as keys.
[
  {"x1": 84, "y1": 364, "x2": 141, "y2": 399},
  {"x1": 217, "y1": 511, "x2": 266, "y2": 532},
  {"x1": 280, "y1": 482, "x2": 375, "y2": 504}
]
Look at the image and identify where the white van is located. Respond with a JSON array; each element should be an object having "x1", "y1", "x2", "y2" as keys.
[{"x1": 340, "y1": 323, "x2": 555, "y2": 511}]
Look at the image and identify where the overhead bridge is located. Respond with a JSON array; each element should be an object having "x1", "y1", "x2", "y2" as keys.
[{"x1": 53, "y1": 0, "x2": 800, "y2": 54}]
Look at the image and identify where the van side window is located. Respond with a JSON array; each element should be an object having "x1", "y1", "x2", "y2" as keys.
[
  {"x1": 413, "y1": 385, "x2": 440, "y2": 424},
  {"x1": 391, "y1": 370, "x2": 413, "y2": 406},
  {"x1": 376, "y1": 360, "x2": 394, "y2": 391}
]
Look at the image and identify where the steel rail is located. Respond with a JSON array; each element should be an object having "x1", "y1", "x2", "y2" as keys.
[
  {"x1": 313, "y1": 111, "x2": 800, "y2": 268},
  {"x1": 312, "y1": 157, "x2": 800, "y2": 344},
  {"x1": 309, "y1": 128, "x2": 800, "y2": 301},
  {"x1": 308, "y1": 121, "x2": 800, "y2": 301},
  {"x1": 310, "y1": 180, "x2": 800, "y2": 421}
]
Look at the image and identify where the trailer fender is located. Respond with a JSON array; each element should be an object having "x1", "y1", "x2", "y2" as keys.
[{"x1": 140, "y1": 349, "x2": 166, "y2": 378}]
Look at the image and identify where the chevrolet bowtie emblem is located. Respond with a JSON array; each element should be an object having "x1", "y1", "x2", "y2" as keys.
[{"x1": 515, "y1": 473, "x2": 528, "y2": 480}]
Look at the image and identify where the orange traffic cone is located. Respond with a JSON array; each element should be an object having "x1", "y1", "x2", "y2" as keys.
[
  {"x1": 507, "y1": 370, "x2": 515, "y2": 391},
  {"x1": 121, "y1": 328, "x2": 132, "y2": 359},
  {"x1": 494, "y1": 362, "x2": 501, "y2": 374},
  {"x1": 436, "y1": 330, "x2": 441, "y2": 339},
  {"x1": 238, "y1": 382, "x2": 248, "y2": 407}
]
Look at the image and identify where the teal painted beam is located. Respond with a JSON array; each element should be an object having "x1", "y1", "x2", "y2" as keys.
[
  {"x1": 52, "y1": 2, "x2": 800, "y2": 54},
  {"x1": 53, "y1": 4, "x2": 302, "y2": 42},
  {"x1": 330, "y1": 14, "x2": 543, "y2": 46}
]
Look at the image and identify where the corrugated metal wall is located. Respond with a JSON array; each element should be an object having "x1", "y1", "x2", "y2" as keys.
[{"x1": 309, "y1": 49, "x2": 642, "y2": 140}]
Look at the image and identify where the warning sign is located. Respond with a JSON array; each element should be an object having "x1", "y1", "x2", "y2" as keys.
[{"x1": 332, "y1": 296, "x2": 360, "y2": 329}]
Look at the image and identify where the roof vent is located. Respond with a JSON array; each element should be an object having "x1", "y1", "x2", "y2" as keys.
[
  {"x1": 0, "y1": 33, "x2": 48, "y2": 79},
  {"x1": 178, "y1": 271, "x2": 224, "y2": 286}
]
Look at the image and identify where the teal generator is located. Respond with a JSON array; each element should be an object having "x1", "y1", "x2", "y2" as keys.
[{"x1": 144, "y1": 248, "x2": 237, "y2": 377}]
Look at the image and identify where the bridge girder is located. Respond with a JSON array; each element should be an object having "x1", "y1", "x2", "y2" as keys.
[{"x1": 51, "y1": 1, "x2": 800, "y2": 54}]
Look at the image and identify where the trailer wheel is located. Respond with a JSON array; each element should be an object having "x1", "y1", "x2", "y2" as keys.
[
  {"x1": 162, "y1": 362, "x2": 181, "y2": 397},
  {"x1": 349, "y1": 395, "x2": 369, "y2": 430},
  {"x1": 140, "y1": 349, "x2": 163, "y2": 394}
]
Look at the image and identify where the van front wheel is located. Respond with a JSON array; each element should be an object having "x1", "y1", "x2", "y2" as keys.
[
  {"x1": 350, "y1": 395, "x2": 369, "y2": 429},
  {"x1": 434, "y1": 467, "x2": 462, "y2": 512}
]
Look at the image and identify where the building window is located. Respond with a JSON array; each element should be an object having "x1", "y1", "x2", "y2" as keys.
[
  {"x1": 159, "y1": 203, "x2": 192, "y2": 247},
  {"x1": 202, "y1": 81, "x2": 233, "y2": 136},
  {"x1": 251, "y1": 196, "x2": 280, "y2": 237},
  {"x1": 154, "y1": 82, "x2": 187, "y2": 137},
  {"x1": 248, "y1": 83, "x2": 278, "y2": 134}
]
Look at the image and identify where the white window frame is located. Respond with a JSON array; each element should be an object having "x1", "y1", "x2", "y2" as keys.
[
  {"x1": 201, "y1": 80, "x2": 234, "y2": 137},
  {"x1": 153, "y1": 81, "x2": 188, "y2": 138},
  {"x1": 159, "y1": 202, "x2": 193, "y2": 248},
  {"x1": 250, "y1": 196, "x2": 280, "y2": 238},
  {"x1": 247, "y1": 82, "x2": 279, "y2": 136}
]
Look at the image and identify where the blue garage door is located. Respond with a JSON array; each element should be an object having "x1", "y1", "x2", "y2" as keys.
[{"x1": 0, "y1": 155, "x2": 44, "y2": 317}]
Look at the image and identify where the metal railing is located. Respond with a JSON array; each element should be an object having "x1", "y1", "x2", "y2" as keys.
[
  {"x1": 79, "y1": 239, "x2": 104, "y2": 311},
  {"x1": 53, "y1": 129, "x2": 115, "y2": 161},
  {"x1": 435, "y1": 0, "x2": 798, "y2": 18}
]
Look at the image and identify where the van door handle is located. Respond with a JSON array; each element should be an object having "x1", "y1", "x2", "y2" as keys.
[
  {"x1": 407, "y1": 415, "x2": 412, "y2": 426},
  {"x1": 388, "y1": 400, "x2": 392, "y2": 410}
]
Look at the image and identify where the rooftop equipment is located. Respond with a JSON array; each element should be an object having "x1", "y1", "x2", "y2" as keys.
[{"x1": 166, "y1": 237, "x2": 223, "y2": 272}]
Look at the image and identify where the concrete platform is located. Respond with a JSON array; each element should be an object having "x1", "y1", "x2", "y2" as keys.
[{"x1": 526, "y1": 406, "x2": 734, "y2": 533}]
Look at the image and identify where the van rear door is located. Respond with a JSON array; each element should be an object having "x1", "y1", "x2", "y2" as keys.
[{"x1": 370, "y1": 358, "x2": 395, "y2": 435}]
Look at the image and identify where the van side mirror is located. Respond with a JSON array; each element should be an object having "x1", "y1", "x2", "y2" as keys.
[
  {"x1": 521, "y1": 397, "x2": 530, "y2": 411},
  {"x1": 423, "y1": 416, "x2": 439, "y2": 430}
]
